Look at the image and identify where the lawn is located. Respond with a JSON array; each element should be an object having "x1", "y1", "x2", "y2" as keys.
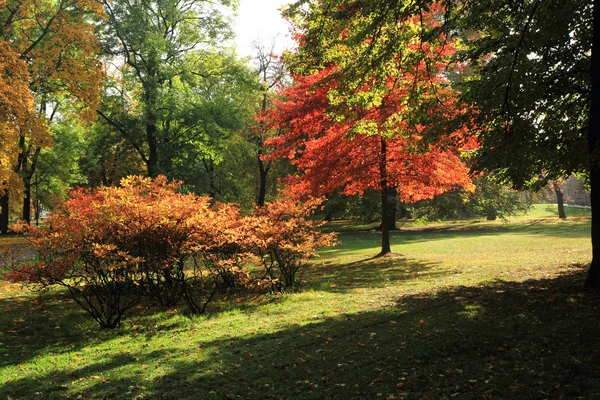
[{"x1": 1, "y1": 209, "x2": 598, "y2": 399}]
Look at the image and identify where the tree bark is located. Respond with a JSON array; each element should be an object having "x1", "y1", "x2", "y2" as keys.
[
  {"x1": 387, "y1": 186, "x2": 397, "y2": 230},
  {"x1": 376, "y1": 187, "x2": 398, "y2": 230},
  {"x1": 34, "y1": 174, "x2": 40, "y2": 226},
  {"x1": 585, "y1": 0, "x2": 600, "y2": 289},
  {"x1": 146, "y1": 110, "x2": 159, "y2": 178},
  {"x1": 552, "y1": 181, "x2": 567, "y2": 219},
  {"x1": 379, "y1": 137, "x2": 391, "y2": 255},
  {"x1": 0, "y1": 194, "x2": 8, "y2": 234},
  {"x1": 144, "y1": 63, "x2": 160, "y2": 178},
  {"x1": 22, "y1": 181, "x2": 31, "y2": 224},
  {"x1": 21, "y1": 147, "x2": 41, "y2": 224},
  {"x1": 257, "y1": 156, "x2": 269, "y2": 206}
]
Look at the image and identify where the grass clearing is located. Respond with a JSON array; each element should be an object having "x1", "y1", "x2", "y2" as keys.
[{"x1": 1, "y1": 211, "x2": 598, "y2": 399}]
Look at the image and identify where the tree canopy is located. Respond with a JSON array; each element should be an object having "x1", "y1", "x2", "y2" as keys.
[{"x1": 283, "y1": 0, "x2": 598, "y2": 285}]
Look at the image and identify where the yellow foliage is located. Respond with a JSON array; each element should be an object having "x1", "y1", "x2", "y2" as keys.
[{"x1": 0, "y1": 0, "x2": 103, "y2": 196}]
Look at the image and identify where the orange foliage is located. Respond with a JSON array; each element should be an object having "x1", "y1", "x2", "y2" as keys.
[
  {"x1": 247, "y1": 197, "x2": 337, "y2": 291},
  {"x1": 0, "y1": 0, "x2": 103, "y2": 196},
  {"x1": 7, "y1": 176, "x2": 336, "y2": 326}
]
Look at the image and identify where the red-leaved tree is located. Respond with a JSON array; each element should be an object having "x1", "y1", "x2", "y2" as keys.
[
  {"x1": 260, "y1": 67, "x2": 476, "y2": 255},
  {"x1": 259, "y1": 4, "x2": 477, "y2": 255}
]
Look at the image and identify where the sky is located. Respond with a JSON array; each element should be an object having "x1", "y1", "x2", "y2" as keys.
[{"x1": 233, "y1": 0, "x2": 296, "y2": 58}]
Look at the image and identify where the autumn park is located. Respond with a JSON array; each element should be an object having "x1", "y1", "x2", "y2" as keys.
[{"x1": 0, "y1": 0, "x2": 598, "y2": 398}]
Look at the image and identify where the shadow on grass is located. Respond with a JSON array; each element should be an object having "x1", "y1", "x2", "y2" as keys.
[
  {"x1": 3, "y1": 268, "x2": 600, "y2": 399},
  {"x1": 0, "y1": 289, "x2": 99, "y2": 368},
  {"x1": 307, "y1": 256, "x2": 443, "y2": 293},
  {"x1": 0, "y1": 283, "x2": 288, "y2": 371}
]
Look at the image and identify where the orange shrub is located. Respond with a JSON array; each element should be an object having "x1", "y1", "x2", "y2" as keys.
[
  {"x1": 7, "y1": 176, "x2": 222, "y2": 327},
  {"x1": 7, "y1": 177, "x2": 337, "y2": 326},
  {"x1": 247, "y1": 197, "x2": 337, "y2": 291}
]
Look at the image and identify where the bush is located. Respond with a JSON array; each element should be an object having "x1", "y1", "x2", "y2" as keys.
[
  {"x1": 248, "y1": 198, "x2": 337, "y2": 291},
  {"x1": 7, "y1": 177, "x2": 337, "y2": 327},
  {"x1": 193, "y1": 202, "x2": 254, "y2": 291},
  {"x1": 7, "y1": 176, "x2": 222, "y2": 327}
]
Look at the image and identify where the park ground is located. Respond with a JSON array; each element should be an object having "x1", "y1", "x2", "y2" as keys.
[{"x1": 1, "y1": 204, "x2": 599, "y2": 399}]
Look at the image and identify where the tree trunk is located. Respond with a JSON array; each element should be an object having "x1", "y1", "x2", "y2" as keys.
[
  {"x1": 144, "y1": 67, "x2": 160, "y2": 178},
  {"x1": 376, "y1": 187, "x2": 398, "y2": 230},
  {"x1": 146, "y1": 114, "x2": 159, "y2": 178},
  {"x1": 0, "y1": 194, "x2": 8, "y2": 234},
  {"x1": 203, "y1": 159, "x2": 217, "y2": 199},
  {"x1": 22, "y1": 179, "x2": 31, "y2": 224},
  {"x1": 257, "y1": 157, "x2": 269, "y2": 207},
  {"x1": 486, "y1": 209, "x2": 497, "y2": 221},
  {"x1": 256, "y1": 82, "x2": 272, "y2": 207},
  {"x1": 379, "y1": 138, "x2": 391, "y2": 255},
  {"x1": 21, "y1": 147, "x2": 41, "y2": 224},
  {"x1": 34, "y1": 180, "x2": 40, "y2": 227},
  {"x1": 387, "y1": 186, "x2": 397, "y2": 230},
  {"x1": 553, "y1": 181, "x2": 567, "y2": 219},
  {"x1": 585, "y1": 0, "x2": 600, "y2": 289}
]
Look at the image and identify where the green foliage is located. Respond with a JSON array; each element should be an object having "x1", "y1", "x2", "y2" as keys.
[
  {"x1": 164, "y1": 54, "x2": 262, "y2": 203},
  {"x1": 470, "y1": 175, "x2": 532, "y2": 221},
  {"x1": 412, "y1": 175, "x2": 532, "y2": 222},
  {"x1": 34, "y1": 120, "x2": 87, "y2": 208},
  {"x1": 319, "y1": 190, "x2": 383, "y2": 223},
  {"x1": 411, "y1": 189, "x2": 475, "y2": 222},
  {"x1": 455, "y1": 0, "x2": 592, "y2": 188}
]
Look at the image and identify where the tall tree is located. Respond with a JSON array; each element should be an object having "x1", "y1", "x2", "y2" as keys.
[
  {"x1": 268, "y1": 1, "x2": 476, "y2": 254},
  {"x1": 262, "y1": 66, "x2": 475, "y2": 255},
  {"x1": 164, "y1": 53, "x2": 260, "y2": 202},
  {"x1": 587, "y1": 0, "x2": 599, "y2": 288},
  {"x1": 0, "y1": 0, "x2": 103, "y2": 230},
  {"x1": 250, "y1": 40, "x2": 286, "y2": 206},
  {"x1": 98, "y1": 0, "x2": 235, "y2": 177},
  {"x1": 452, "y1": 0, "x2": 596, "y2": 286},
  {"x1": 287, "y1": 0, "x2": 599, "y2": 287}
]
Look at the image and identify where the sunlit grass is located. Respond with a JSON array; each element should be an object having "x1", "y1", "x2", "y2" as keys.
[{"x1": 0, "y1": 214, "x2": 597, "y2": 399}]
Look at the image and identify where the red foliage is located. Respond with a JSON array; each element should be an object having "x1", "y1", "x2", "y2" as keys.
[
  {"x1": 258, "y1": 2, "x2": 479, "y2": 217},
  {"x1": 259, "y1": 65, "x2": 476, "y2": 203}
]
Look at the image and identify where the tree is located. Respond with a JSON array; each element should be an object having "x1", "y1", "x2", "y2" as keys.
[
  {"x1": 551, "y1": 180, "x2": 567, "y2": 219},
  {"x1": 250, "y1": 40, "x2": 287, "y2": 206},
  {"x1": 98, "y1": 0, "x2": 235, "y2": 177},
  {"x1": 0, "y1": 38, "x2": 43, "y2": 232},
  {"x1": 32, "y1": 119, "x2": 87, "y2": 220},
  {"x1": 265, "y1": 2, "x2": 476, "y2": 255},
  {"x1": 0, "y1": 0, "x2": 103, "y2": 230},
  {"x1": 470, "y1": 175, "x2": 531, "y2": 221},
  {"x1": 287, "y1": 0, "x2": 599, "y2": 287},
  {"x1": 148, "y1": 51, "x2": 262, "y2": 204},
  {"x1": 451, "y1": 0, "x2": 597, "y2": 286},
  {"x1": 262, "y1": 66, "x2": 475, "y2": 255}
]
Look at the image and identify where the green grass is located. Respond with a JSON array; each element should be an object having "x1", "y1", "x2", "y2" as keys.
[
  {"x1": 525, "y1": 203, "x2": 591, "y2": 219},
  {"x1": 0, "y1": 213, "x2": 598, "y2": 399}
]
